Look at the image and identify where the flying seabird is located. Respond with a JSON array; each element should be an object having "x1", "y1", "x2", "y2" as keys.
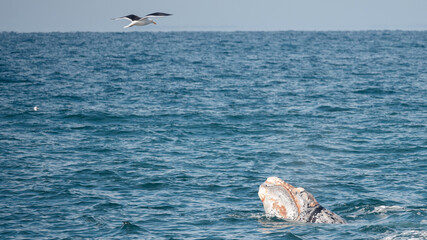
[{"x1": 112, "y1": 12, "x2": 172, "y2": 28}]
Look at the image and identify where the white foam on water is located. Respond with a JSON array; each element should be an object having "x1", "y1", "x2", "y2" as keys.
[
  {"x1": 382, "y1": 230, "x2": 427, "y2": 240},
  {"x1": 372, "y1": 206, "x2": 405, "y2": 214}
]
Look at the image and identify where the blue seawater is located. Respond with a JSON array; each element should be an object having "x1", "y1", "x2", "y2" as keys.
[{"x1": 0, "y1": 31, "x2": 426, "y2": 239}]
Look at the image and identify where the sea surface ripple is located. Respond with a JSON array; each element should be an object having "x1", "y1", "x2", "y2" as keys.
[{"x1": 0, "y1": 31, "x2": 426, "y2": 239}]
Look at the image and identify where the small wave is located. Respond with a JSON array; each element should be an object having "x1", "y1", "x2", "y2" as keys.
[
  {"x1": 382, "y1": 230, "x2": 427, "y2": 240},
  {"x1": 120, "y1": 221, "x2": 144, "y2": 234},
  {"x1": 83, "y1": 215, "x2": 106, "y2": 228},
  {"x1": 93, "y1": 201, "x2": 123, "y2": 211},
  {"x1": 359, "y1": 224, "x2": 393, "y2": 234}
]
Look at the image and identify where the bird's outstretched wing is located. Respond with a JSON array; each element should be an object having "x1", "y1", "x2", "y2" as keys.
[
  {"x1": 112, "y1": 14, "x2": 142, "y2": 21},
  {"x1": 143, "y1": 12, "x2": 172, "y2": 18}
]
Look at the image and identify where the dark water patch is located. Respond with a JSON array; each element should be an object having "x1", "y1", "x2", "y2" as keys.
[
  {"x1": 63, "y1": 111, "x2": 127, "y2": 124},
  {"x1": 139, "y1": 205, "x2": 176, "y2": 210},
  {"x1": 136, "y1": 182, "x2": 168, "y2": 190},
  {"x1": 353, "y1": 87, "x2": 396, "y2": 95},
  {"x1": 315, "y1": 105, "x2": 354, "y2": 112},
  {"x1": 351, "y1": 71, "x2": 381, "y2": 76},
  {"x1": 52, "y1": 94, "x2": 85, "y2": 102}
]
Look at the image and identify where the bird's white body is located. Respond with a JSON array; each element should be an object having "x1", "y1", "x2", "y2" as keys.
[{"x1": 124, "y1": 18, "x2": 155, "y2": 28}]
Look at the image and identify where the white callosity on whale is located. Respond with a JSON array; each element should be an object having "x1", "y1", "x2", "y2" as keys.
[{"x1": 259, "y1": 177, "x2": 346, "y2": 224}]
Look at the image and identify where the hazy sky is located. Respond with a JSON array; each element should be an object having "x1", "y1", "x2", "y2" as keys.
[{"x1": 1, "y1": 0, "x2": 426, "y2": 32}]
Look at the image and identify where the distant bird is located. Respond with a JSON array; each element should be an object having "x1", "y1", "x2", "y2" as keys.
[{"x1": 112, "y1": 12, "x2": 172, "y2": 28}]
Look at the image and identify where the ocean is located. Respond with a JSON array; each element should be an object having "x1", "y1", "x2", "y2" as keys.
[{"x1": 0, "y1": 31, "x2": 426, "y2": 239}]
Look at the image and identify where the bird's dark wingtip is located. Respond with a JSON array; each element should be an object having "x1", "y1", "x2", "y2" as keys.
[{"x1": 147, "y1": 12, "x2": 172, "y2": 17}]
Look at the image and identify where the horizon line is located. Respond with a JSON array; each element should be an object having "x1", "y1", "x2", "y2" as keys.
[{"x1": 2, "y1": 29, "x2": 427, "y2": 34}]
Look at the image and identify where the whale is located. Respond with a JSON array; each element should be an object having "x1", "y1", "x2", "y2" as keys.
[{"x1": 258, "y1": 177, "x2": 346, "y2": 224}]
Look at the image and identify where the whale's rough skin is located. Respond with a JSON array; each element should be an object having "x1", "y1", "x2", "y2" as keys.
[{"x1": 258, "y1": 177, "x2": 346, "y2": 224}]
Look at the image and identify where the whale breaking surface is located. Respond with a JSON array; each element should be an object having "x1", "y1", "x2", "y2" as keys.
[{"x1": 259, "y1": 177, "x2": 346, "y2": 224}]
